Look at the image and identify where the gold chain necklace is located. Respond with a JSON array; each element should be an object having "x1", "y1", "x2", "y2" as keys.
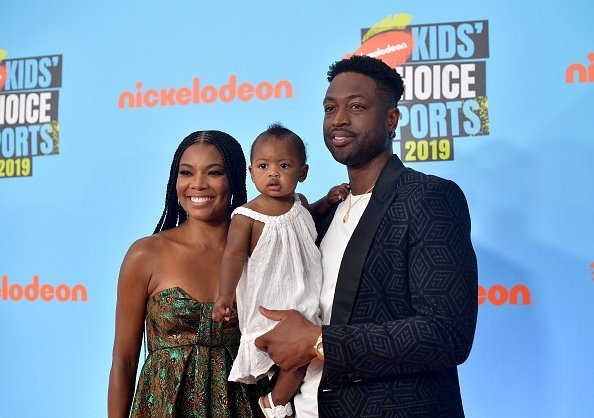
[{"x1": 343, "y1": 185, "x2": 374, "y2": 223}]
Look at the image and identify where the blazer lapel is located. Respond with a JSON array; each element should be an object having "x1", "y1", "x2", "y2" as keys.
[
  {"x1": 315, "y1": 203, "x2": 339, "y2": 247},
  {"x1": 330, "y1": 155, "x2": 405, "y2": 325}
]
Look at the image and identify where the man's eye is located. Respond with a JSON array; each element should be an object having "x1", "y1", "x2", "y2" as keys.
[
  {"x1": 350, "y1": 103, "x2": 365, "y2": 110},
  {"x1": 324, "y1": 105, "x2": 335, "y2": 113}
]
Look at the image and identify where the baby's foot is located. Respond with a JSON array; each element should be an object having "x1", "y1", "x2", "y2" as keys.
[{"x1": 258, "y1": 393, "x2": 293, "y2": 418}]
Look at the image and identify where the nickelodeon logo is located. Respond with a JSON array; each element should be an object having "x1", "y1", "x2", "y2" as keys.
[
  {"x1": 345, "y1": 13, "x2": 415, "y2": 68},
  {"x1": 566, "y1": 52, "x2": 594, "y2": 83},
  {"x1": 118, "y1": 75, "x2": 293, "y2": 109},
  {"x1": 0, "y1": 275, "x2": 88, "y2": 302},
  {"x1": 478, "y1": 284, "x2": 531, "y2": 306}
]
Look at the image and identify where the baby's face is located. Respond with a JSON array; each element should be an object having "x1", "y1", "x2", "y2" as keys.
[{"x1": 249, "y1": 136, "x2": 307, "y2": 198}]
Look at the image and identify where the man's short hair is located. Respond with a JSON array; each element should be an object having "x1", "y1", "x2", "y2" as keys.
[{"x1": 327, "y1": 55, "x2": 404, "y2": 107}]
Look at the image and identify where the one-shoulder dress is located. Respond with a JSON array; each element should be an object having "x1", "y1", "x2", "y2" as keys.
[
  {"x1": 130, "y1": 287, "x2": 261, "y2": 418},
  {"x1": 229, "y1": 195, "x2": 322, "y2": 384}
]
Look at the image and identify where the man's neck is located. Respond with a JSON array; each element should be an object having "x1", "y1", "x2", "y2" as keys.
[{"x1": 347, "y1": 152, "x2": 392, "y2": 194}]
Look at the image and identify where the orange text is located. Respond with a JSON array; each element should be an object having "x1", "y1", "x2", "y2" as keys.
[
  {"x1": 118, "y1": 75, "x2": 293, "y2": 109},
  {"x1": 478, "y1": 284, "x2": 531, "y2": 306},
  {"x1": 0, "y1": 275, "x2": 88, "y2": 302},
  {"x1": 566, "y1": 53, "x2": 594, "y2": 83}
]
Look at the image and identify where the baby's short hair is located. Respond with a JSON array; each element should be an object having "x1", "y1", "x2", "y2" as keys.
[{"x1": 251, "y1": 123, "x2": 307, "y2": 165}]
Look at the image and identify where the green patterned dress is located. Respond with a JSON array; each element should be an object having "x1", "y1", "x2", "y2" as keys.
[{"x1": 130, "y1": 287, "x2": 261, "y2": 417}]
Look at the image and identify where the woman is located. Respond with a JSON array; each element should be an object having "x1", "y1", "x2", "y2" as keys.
[{"x1": 108, "y1": 131, "x2": 261, "y2": 417}]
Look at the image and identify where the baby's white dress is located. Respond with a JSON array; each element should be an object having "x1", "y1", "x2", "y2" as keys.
[{"x1": 228, "y1": 195, "x2": 322, "y2": 384}]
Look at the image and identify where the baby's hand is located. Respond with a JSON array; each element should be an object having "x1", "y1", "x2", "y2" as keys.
[
  {"x1": 325, "y1": 183, "x2": 350, "y2": 205},
  {"x1": 212, "y1": 295, "x2": 234, "y2": 322}
]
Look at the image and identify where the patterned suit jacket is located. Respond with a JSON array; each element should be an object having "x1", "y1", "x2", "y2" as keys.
[{"x1": 315, "y1": 155, "x2": 478, "y2": 417}]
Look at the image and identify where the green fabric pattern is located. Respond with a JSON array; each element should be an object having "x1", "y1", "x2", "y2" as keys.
[{"x1": 131, "y1": 287, "x2": 261, "y2": 417}]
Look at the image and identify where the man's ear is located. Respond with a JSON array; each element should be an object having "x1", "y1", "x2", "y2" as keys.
[
  {"x1": 298, "y1": 164, "x2": 309, "y2": 182},
  {"x1": 387, "y1": 107, "x2": 400, "y2": 133}
]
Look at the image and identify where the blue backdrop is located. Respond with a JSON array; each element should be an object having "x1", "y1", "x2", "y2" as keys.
[{"x1": 1, "y1": 1, "x2": 593, "y2": 417}]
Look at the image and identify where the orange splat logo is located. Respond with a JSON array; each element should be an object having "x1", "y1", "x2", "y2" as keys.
[
  {"x1": 347, "y1": 30, "x2": 415, "y2": 68},
  {"x1": 0, "y1": 49, "x2": 7, "y2": 91}
]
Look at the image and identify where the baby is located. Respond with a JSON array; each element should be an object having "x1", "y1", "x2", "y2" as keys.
[{"x1": 213, "y1": 124, "x2": 348, "y2": 417}]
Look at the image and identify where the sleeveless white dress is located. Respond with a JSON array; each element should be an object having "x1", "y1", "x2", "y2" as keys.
[{"x1": 228, "y1": 195, "x2": 322, "y2": 384}]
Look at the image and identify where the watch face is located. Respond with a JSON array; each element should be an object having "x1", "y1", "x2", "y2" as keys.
[{"x1": 315, "y1": 334, "x2": 324, "y2": 360}]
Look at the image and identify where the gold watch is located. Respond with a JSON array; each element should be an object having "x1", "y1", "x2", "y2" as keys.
[{"x1": 314, "y1": 333, "x2": 324, "y2": 361}]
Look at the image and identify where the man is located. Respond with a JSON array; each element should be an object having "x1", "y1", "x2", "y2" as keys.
[{"x1": 256, "y1": 55, "x2": 478, "y2": 417}]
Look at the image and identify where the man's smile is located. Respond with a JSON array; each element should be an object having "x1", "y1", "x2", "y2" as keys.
[{"x1": 329, "y1": 129, "x2": 356, "y2": 147}]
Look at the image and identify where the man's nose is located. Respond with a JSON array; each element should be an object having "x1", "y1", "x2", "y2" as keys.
[{"x1": 332, "y1": 107, "x2": 349, "y2": 127}]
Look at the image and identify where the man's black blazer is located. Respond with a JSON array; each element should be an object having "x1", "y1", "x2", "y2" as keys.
[{"x1": 316, "y1": 155, "x2": 478, "y2": 417}]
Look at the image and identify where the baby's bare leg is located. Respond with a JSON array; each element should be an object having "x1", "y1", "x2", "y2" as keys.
[{"x1": 270, "y1": 365, "x2": 308, "y2": 406}]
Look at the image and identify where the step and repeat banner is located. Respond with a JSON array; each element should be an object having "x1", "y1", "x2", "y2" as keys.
[{"x1": 1, "y1": 1, "x2": 592, "y2": 417}]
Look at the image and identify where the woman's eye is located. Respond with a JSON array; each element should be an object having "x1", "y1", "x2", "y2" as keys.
[
  {"x1": 208, "y1": 170, "x2": 224, "y2": 176},
  {"x1": 179, "y1": 170, "x2": 191, "y2": 176}
]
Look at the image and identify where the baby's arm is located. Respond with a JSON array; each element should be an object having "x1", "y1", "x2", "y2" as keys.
[
  {"x1": 212, "y1": 214, "x2": 252, "y2": 322},
  {"x1": 306, "y1": 183, "x2": 350, "y2": 216}
]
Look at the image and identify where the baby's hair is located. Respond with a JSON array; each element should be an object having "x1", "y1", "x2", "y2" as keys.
[
  {"x1": 154, "y1": 130, "x2": 247, "y2": 234},
  {"x1": 327, "y1": 55, "x2": 404, "y2": 108},
  {"x1": 250, "y1": 123, "x2": 307, "y2": 165}
]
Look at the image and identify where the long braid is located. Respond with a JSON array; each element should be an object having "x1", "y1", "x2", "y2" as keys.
[
  {"x1": 205, "y1": 131, "x2": 247, "y2": 212},
  {"x1": 154, "y1": 130, "x2": 247, "y2": 234}
]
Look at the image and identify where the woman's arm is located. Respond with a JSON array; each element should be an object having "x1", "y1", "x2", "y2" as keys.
[{"x1": 107, "y1": 239, "x2": 152, "y2": 418}]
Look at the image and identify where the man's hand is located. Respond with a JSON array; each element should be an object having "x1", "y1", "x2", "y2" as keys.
[{"x1": 255, "y1": 307, "x2": 321, "y2": 372}]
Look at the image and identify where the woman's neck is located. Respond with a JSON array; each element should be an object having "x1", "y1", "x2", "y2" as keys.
[{"x1": 176, "y1": 216, "x2": 230, "y2": 249}]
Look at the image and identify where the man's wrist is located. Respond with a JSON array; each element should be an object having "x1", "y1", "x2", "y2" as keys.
[{"x1": 313, "y1": 327, "x2": 324, "y2": 361}]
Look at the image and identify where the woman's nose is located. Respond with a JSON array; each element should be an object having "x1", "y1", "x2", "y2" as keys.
[{"x1": 190, "y1": 174, "x2": 208, "y2": 189}]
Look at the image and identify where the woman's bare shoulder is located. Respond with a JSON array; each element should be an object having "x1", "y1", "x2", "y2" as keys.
[
  {"x1": 128, "y1": 234, "x2": 160, "y2": 254},
  {"x1": 123, "y1": 231, "x2": 178, "y2": 266}
]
